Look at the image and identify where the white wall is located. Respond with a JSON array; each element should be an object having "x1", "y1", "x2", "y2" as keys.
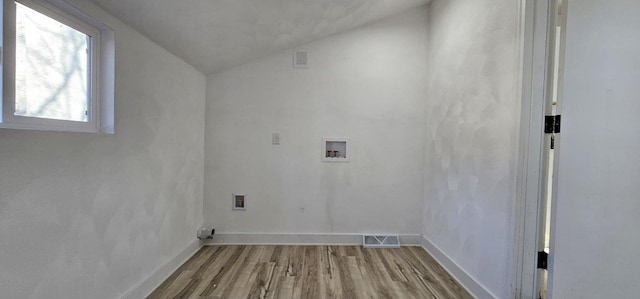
[
  {"x1": 423, "y1": 1, "x2": 520, "y2": 298},
  {"x1": 550, "y1": 1, "x2": 640, "y2": 298},
  {"x1": 0, "y1": 1, "x2": 206, "y2": 298},
  {"x1": 204, "y1": 8, "x2": 428, "y2": 237}
]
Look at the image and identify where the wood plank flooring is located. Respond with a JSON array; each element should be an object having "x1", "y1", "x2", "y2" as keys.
[{"x1": 147, "y1": 245, "x2": 472, "y2": 299}]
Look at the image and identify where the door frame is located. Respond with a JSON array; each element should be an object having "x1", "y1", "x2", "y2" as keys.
[{"x1": 513, "y1": 0, "x2": 559, "y2": 298}]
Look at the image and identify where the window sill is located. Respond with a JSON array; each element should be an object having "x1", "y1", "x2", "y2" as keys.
[{"x1": 0, "y1": 122, "x2": 114, "y2": 134}]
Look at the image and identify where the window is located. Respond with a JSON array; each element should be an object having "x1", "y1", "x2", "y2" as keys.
[{"x1": 1, "y1": 0, "x2": 114, "y2": 133}]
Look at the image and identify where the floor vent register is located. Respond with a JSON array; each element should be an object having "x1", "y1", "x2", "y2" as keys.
[{"x1": 362, "y1": 234, "x2": 400, "y2": 248}]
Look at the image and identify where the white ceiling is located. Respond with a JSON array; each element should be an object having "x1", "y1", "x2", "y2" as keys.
[{"x1": 87, "y1": 0, "x2": 429, "y2": 74}]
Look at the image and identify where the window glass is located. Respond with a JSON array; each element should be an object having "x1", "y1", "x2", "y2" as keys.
[{"x1": 14, "y1": 2, "x2": 90, "y2": 122}]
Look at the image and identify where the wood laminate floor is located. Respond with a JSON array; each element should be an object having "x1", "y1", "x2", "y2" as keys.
[{"x1": 148, "y1": 245, "x2": 472, "y2": 299}]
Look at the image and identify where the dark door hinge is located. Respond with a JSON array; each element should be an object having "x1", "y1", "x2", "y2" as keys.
[
  {"x1": 537, "y1": 251, "x2": 548, "y2": 270},
  {"x1": 544, "y1": 115, "x2": 561, "y2": 134}
]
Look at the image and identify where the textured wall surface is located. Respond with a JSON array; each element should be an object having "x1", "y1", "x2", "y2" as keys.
[
  {"x1": 88, "y1": 0, "x2": 427, "y2": 74},
  {"x1": 550, "y1": 1, "x2": 640, "y2": 298},
  {"x1": 0, "y1": 1, "x2": 206, "y2": 298},
  {"x1": 204, "y1": 8, "x2": 428, "y2": 236},
  {"x1": 423, "y1": 1, "x2": 520, "y2": 297}
]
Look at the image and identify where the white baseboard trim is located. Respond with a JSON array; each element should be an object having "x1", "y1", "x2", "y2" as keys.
[
  {"x1": 421, "y1": 235, "x2": 496, "y2": 299},
  {"x1": 203, "y1": 232, "x2": 422, "y2": 246},
  {"x1": 120, "y1": 239, "x2": 202, "y2": 299}
]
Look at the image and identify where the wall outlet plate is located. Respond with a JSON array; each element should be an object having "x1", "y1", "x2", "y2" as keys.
[{"x1": 293, "y1": 49, "x2": 308, "y2": 69}]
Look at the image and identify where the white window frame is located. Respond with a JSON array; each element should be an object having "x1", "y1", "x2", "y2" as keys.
[{"x1": 0, "y1": 0, "x2": 114, "y2": 133}]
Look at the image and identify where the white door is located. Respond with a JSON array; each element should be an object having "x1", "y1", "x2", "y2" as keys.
[{"x1": 548, "y1": 0, "x2": 640, "y2": 298}]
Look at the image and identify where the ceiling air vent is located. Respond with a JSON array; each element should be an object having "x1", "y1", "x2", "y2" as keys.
[
  {"x1": 363, "y1": 234, "x2": 400, "y2": 248},
  {"x1": 293, "y1": 49, "x2": 308, "y2": 69}
]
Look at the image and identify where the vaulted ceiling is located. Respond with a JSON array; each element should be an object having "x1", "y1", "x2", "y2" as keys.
[{"x1": 87, "y1": 0, "x2": 429, "y2": 74}]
